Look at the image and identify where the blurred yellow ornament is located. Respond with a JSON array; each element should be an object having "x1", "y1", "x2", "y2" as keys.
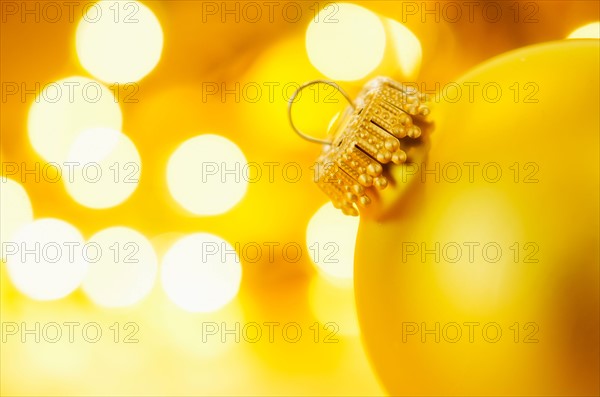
[{"x1": 351, "y1": 40, "x2": 599, "y2": 395}]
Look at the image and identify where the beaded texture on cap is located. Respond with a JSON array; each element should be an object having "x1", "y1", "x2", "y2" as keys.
[{"x1": 315, "y1": 77, "x2": 432, "y2": 216}]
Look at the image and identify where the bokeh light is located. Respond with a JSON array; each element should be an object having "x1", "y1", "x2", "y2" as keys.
[
  {"x1": 0, "y1": 178, "x2": 33, "y2": 261},
  {"x1": 161, "y1": 233, "x2": 242, "y2": 313},
  {"x1": 5, "y1": 218, "x2": 87, "y2": 300},
  {"x1": 75, "y1": 0, "x2": 164, "y2": 83},
  {"x1": 82, "y1": 226, "x2": 157, "y2": 308},
  {"x1": 64, "y1": 127, "x2": 141, "y2": 209},
  {"x1": 27, "y1": 76, "x2": 122, "y2": 163},
  {"x1": 167, "y1": 134, "x2": 248, "y2": 216},
  {"x1": 568, "y1": 21, "x2": 600, "y2": 39},
  {"x1": 384, "y1": 18, "x2": 423, "y2": 79},
  {"x1": 306, "y1": 3, "x2": 386, "y2": 81},
  {"x1": 306, "y1": 202, "x2": 360, "y2": 279}
]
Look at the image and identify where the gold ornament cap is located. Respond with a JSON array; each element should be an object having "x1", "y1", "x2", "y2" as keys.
[{"x1": 290, "y1": 77, "x2": 433, "y2": 216}]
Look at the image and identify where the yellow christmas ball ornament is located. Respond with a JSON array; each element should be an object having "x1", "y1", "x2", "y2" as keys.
[{"x1": 298, "y1": 40, "x2": 599, "y2": 395}]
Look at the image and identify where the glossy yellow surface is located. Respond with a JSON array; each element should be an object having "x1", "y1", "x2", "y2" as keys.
[{"x1": 355, "y1": 40, "x2": 599, "y2": 396}]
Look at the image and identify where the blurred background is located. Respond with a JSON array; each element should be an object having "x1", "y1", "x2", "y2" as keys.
[{"x1": 1, "y1": 0, "x2": 598, "y2": 395}]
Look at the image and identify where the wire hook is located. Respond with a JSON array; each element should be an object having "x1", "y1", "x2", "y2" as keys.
[{"x1": 287, "y1": 80, "x2": 355, "y2": 146}]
